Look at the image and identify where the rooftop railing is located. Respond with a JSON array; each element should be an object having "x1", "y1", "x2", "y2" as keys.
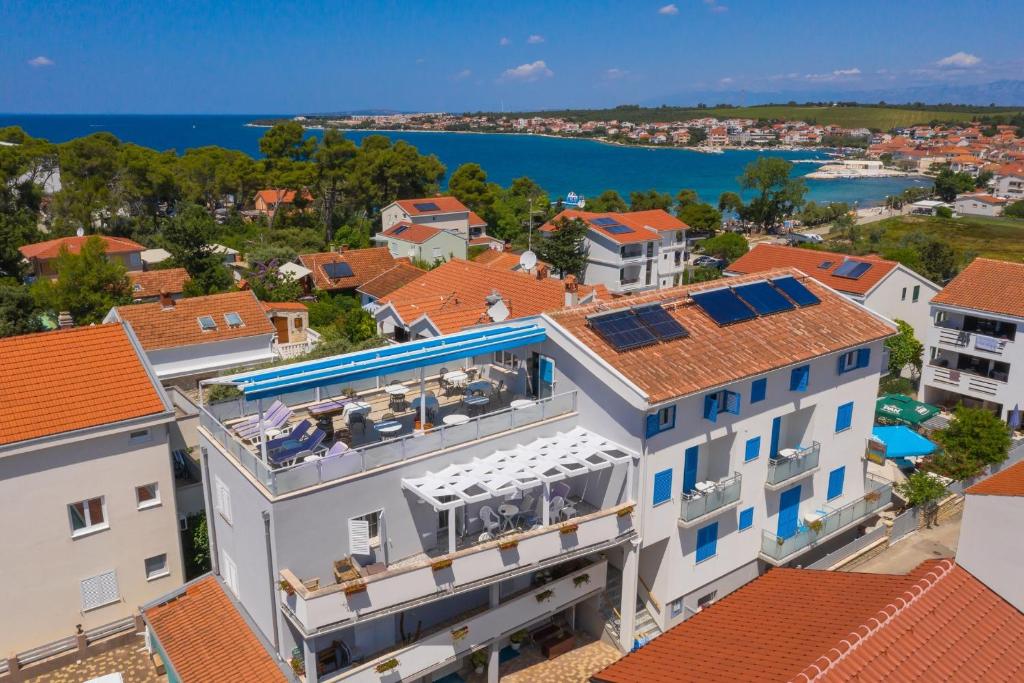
[
  {"x1": 679, "y1": 472, "x2": 742, "y2": 525},
  {"x1": 765, "y1": 442, "x2": 820, "y2": 488}
]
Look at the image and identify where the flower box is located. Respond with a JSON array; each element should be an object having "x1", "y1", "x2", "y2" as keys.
[
  {"x1": 617, "y1": 505, "x2": 635, "y2": 518},
  {"x1": 535, "y1": 589, "x2": 554, "y2": 603},
  {"x1": 498, "y1": 539, "x2": 519, "y2": 550},
  {"x1": 451, "y1": 626, "x2": 469, "y2": 641},
  {"x1": 431, "y1": 558, "x2": 453, "y2": 571},
  {"x1": 560, "y1": 523, "x2": 579, "y2": 535},
  {"x1": 343, "y1": 582, "x2": 367, "y2": 596},
  {"x1": 375, "y1": 658, "x2": 399, "y2": 673},
  {"x1": 573, "y1": 573, "x2": 591, "y2": 588}
]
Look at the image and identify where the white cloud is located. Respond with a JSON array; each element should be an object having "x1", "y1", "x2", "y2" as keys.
[
  {"x1": 704, "y1": 0, "x2": 728, "y2": 12},
  {"x1": 604, "y1": 68, "x2": 628, "y2": 80},
  {"x1": 658, "y1": 3, "x2": 679, "y2": 14},
  {"x1": 452, "y1": 69, "x2": 472, "y2": 81},
  {"x1": 28, "y1": 56, "x2": 54, "y2": 67},
  {"x1": 499, "y1": 36, "x2": 511, "y2": 46},
  {"x1": 501, "y1": 60, "x2": 554, "y2": 82},
  {"x1": 804, "y1": 67, "x2": 861, "y2": 81},
  {"x1": 937, "y1": 51, "x2": 981, "y2": 68},
  {"x1": 832, "y1": 68, "x2": 861, "y2": 76},
  {"x1": 719, "y1": 76, "x2": 734, "y2": 85},
  {"x1": 527, "y1": 34, "x2": 545, "y2": 44}
]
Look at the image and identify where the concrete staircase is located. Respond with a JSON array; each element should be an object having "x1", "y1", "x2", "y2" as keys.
[{"x1": 599, "y1": 565, "x2": 663, "y2": 651}]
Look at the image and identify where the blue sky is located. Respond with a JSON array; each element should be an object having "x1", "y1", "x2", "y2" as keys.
[{"x1": 2, "y1": 0, "x2": 1022, "y2": 113}]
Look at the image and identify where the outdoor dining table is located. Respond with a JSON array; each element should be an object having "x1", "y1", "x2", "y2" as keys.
[
  {"x1": 442, "y1": 414, "x2": 470, "y2": 426},
  {"x1": 342, "y1": 401, "x2": 372, "y2": 420},
  {"x1": 443, "y1": 370, "x2": 468, "y2": 386},
  {"x1": 373, "y1": 420, "x2": 403, "y2": 436},
  {"x1": 385, "y1": 384, "x2": 410, "y2": 396},
  {"x1": 463, "y1": 395, "x2": 490, "y2": 414},
  {"x1": 307, "y1": 397, "x2": 354, "y2": 418},
  {"x1": 497, "y1": 503, "x2": 519, "y2": 530}
]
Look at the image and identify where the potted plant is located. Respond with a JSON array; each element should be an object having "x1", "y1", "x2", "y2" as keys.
[
  {"x1": 431, "y1": 558, "x2": 453, "y2": 571},
  {"x1": 573, "y1": 573, "x2": 591, "y2": 588},
  {"x1": 290, "y1": 657, "x2": 305, "y2": 676},
  {"x1": 279, "y1": 579, "x2": 295, "y2": 596},
  {"x1": 451, "y1": 625, "x2": 469, "y2": 642},
  {"x1": 535, "y1": 589, "x2": 554, "y2": 603},
  {"x1": 471, "y1": 650, "x2": 488, "y2": 674},
  {"x1": 864, "y1": 490, "x2": 881, "y2": 503},
  {"x1": 498, "y1": 539, "x2": 519, "y2": 551},
  {"x1": 509, "y1": 629, "x2": 529, "y2": 651},
  {"x1": 807, "y1": 518, "x2": 824, "y2": 534}
]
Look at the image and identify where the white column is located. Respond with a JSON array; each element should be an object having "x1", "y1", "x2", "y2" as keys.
[
  {"x1": 257, "y1": 398, "x2": 269, "y2": 465},
  {"x1": 542, "y1": 482, "x2": 551, "y2": 526},
  {"x1": 448, "y1": 509, "x2": 457, "y2": 555},
  {"x1": 626, "y1": 459, "x2": 636, "y2": 503},
  {"x1": 419, "y1": 366, "x2": 427, "y2": 427},
  {"x1": 487, "y1": 584, "x2": 500, "y2": 683},
  {"x1": 618, "y1": 539, "x2": 640, "y2": 653},
  {"x1": 304, "y1": 638, "x2": 319, "y2": 683}
]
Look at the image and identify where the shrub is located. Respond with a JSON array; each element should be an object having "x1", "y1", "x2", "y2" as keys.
[
  {"x1": 935, "y1": 205, "x2": 953, "y2": 219},
  {"x1": 878, "y1": 376, "x2": 915, "y2": 397}
]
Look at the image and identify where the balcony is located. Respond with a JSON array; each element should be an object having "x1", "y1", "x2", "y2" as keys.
[
  {"x1": 765, "y1": 442, "x2": 820, "y2": 490},
  {"x1": 760, "y1": 475, "x2": 892, "y2": 565},
  {"x1": 936, "y1": 326, "x2": 1010, "y2": 356},
  {"x1": 678, "y1": 472, "x2": 742, "y2": 527},
  {"x1": 319, "y1": 560, "x2": 606, "y2": 683},
  {"x1": 925, "y1": 363, "x2": 1006, "y2": 399}
]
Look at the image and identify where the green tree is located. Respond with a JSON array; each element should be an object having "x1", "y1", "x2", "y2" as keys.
[
  {"x1": 895, "y1": 472, "x2": 948, "y2": 528},
  {"x1": 162, "y1": 204, "x2": 233, "y2": 295},
  {"x1": 675, "y1": 188, "x2": 700, "y2": 210},
  {"x1": 737, "y1": 157, "x2": 807, "y2": 231},
  {"x1": 884, "y1": 319, "x2": 924, "y2": 377},
  {"x1": 717, "y1": 191, "x2": 744, "y2": 215},
  {"x1": 699, "y1": 232, "x2": 749, "y2": 260},
  {"x1": 51, "y1": 132, "x2": 122, "y2": 234},
  {"x1": 1003, "y1": 200, "x2": 1024, "y2": 219},
  {"x1": 933, "y1": 167, "x2": 976, "y2": 202},
  {"x1": 0, "y1": 283, "x2": 44, "y2": 337},
  {"x1": 247, "y1": 262, "x2": 304, "y2": 302},
  {"x1": 190, "y1": 512, "x2": 211, "y2": 574},
  {"x1": 686, "y1": 127, "x2": 707, "y2": 146},
  {"x1": 448, "y1": 163, "x2": 497, "y2": 220},
  {"x1": 345, "y1": 136, "x2": 445, "y2": 220},
  {"x1": 313, "y1": 130, "x2": 358, "y2": 244},
  {"x1": 31, "y1": 237, "x2": 131, "y2": 324},
  {"x1": 629, "y1": 189, "x2": 673, "y2": 211},
  {"x1": 259, "y1": 121, "x2": 317, "y2": 163},
  {"x1": 678, "y1": 202, "x2": 722, "y2": 234},
  {"x1": 586, "y1": 189, "x2": 628, "y2": 213},
  {"x1": 536, "y1": 217, "x2": 588, "y2": 278},
  {"x1": 898, "y1": 232, "x2": 960, "y2": 283},
  {"x1": 934, "y1": 405, "x2": 1012, "y2": 471}
]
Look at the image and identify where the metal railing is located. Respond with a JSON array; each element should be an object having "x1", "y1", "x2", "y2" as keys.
[
  {"x1": 201, "y1": 391, "x2": 579, "y2": 496},
  {"x1": 680, "y1": 472, "x2": 741, "y2": 523},
  {"x1": 760, "y1": 474, "x2": 892, "y2": 563},
  {"x1": 766, "y1": 442, "x2": 820, "y2": 487}
]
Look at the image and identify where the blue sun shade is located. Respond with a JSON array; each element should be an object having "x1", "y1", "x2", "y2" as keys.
[
  {"x1": 413, "y1": 202, "x2": 440, "y2": 212},
  {"x1": 733, "y1": 281, "x2": 794, "y2": 316},
  {"x1": 691, "y1": 288, "x2": 757, "y2": 325},
  {"x1": 771, "y1": 276, "x2": 820, "y2": 307},
  {"x1": 590, "y1": 310, "x2": 657, "y2": 351},
  {"x1": 323, "y1": 262, "x2": 354, "y2": 279},
  {"x1": 635, "y1": 304, "x2": 689, "y2": 341},
  {"x1": 833, "y1": 260, "x2": 872, "y2": 279}
]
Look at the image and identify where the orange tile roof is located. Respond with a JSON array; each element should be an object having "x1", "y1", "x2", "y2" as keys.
[
  {"x1": 547, "y1": 269, "x2": 895, "y2": 404},
  {"x1": 128, "y1": 268, "x2": 190, "y2": 300},
  {"x1": 394, "y1": 196, "x2": 470, "y2": 216},
  {"x1": 467, "y1": 210, "x2": 488, "y2": 227},
  {"x1": 595, "y1": 560, "x2": 1024, "y2": 683},
  {"x1": 966, "y1": 459, "x2": 1024, "y2": 496},
  {"x1": 541, "y1": 209, "x2": 687, "y2": 245},
  {"x1": 145, "y1": 576, "x2": 287, "y2": 683},
  {"x1": 254, "y1": 188, "x2": 312, "y2": 206},
  {"x1": 380, "y1": 221, "x2": 445, "y2": 244},
  {"x1": 19, "y1": 235, "x2": 145, "y2": 261},
  {"x1": 260, "y1": 300, "x2": 308, "y2": 313},
  {"x1": 357, "y1": 261, "x2": 427, "y2": 299},
  {"x1": 112, "y1": 290, "x2": 275, "y2": 351},
  {"x1": 931, "y1": 258, "x2": 1024, "y2": 319},
  {"x1": 957, "y1": 193, "x2": 1008, "y2": 204},
  {"x1": 726, "y1": 244, "x2": 900, "y2": 296},
  {"x1": 0, "y1": 324, "x2": 167, "y2": 446},
  {"x1": 297, "y1": 247, "x2": 398, "y2": 291},
  {"x1": 473, "y1": 249, "x2": 550, "y2": 272}
]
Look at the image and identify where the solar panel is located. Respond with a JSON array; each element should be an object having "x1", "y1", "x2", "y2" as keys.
[
  {"x1": 819, "y1": 260, "x2": 833, "y2": 269},
  {"x1": 589, "y1": 310, "x2": 657, "y2": 351},
  {"x1": 634, "y1": 304, "x2": 689, "y2": 341},
  {"x1": 392, "y1": 225, "x2": 409, "y2": 235},
  {"x1": 733, "y1": 281, "x2": 795, "y2": 316},
  {"x1": 603, "y1": 223, "x2": 634, "y2": 234},
  {"x1": 833, "y1": 259, "x2": 872, "y2": 279},
  {"x1": 592, "y1": 217, "x2": 620, "y2": 226},
  {"x1": 691, "y1": 288, "x2": 757, "y2": 326},
  {"x1": 224, "y1": 311, "x2": 243, "y2": 328},
  {"x1": 771, "y1": 276, "x2": 821, "y2": 307},
  {"x1": 323, "y1": 261, "x2": 354, "y2": 279},
  {"x1": 413, "y1": 202, "x2": 440, "y2": 212}
]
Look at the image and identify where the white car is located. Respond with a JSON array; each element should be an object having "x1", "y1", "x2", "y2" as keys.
[{"x1": 787, "y1": 232, "x2": 824, "y2": 244}]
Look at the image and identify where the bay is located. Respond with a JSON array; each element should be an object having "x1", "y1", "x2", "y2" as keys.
[{"x1": 0, "y1": 114, "x2": 926, "y2": 206}]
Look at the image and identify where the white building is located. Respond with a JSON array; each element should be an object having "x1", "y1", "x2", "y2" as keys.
[
  {"x1": 992, "y1": 172, "x2": 1024, "y2": 201},
  {"x1": 380, "y1": 196, "x2": 489, "y2": 242},
  {"x1": 921, "y1": 258, "x2": 1024, "y2": 420},
  {"x1": 540, "y1": 209, "x2": 690, "y2": 293},
  {"x1": 954, "y1": 193, "x2": 1007, "y2": 217},
  {"x1": 144, "y1": 268, "x2": 895, "y2": 681}
]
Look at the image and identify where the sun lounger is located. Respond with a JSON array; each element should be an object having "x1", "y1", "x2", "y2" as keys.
[{"x1": 268, "y1": 428, "x2": 326, "y2": 467}]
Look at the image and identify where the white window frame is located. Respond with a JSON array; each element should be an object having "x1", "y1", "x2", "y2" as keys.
[
  {"x1": 657, "y1": 406, "x2": 674, "y2": 428},
  {"x1": 197, "y1": 315, "x2": 218, "y2": 331},
  {"x1": 224, "y1": 311, "x2": 244, "y2": 328},
  {"x1": 144, "y1": 553, "x2": 170, "y2": 581},
  {"x1": 697, "y1": 590, "x2": 718, "y2": 610},
  {"x1": 351, "y1": 510, "x2": 382, "y2": 546},
  {"x1": 69, "y1": 496, "x2": 109, "y2": 538},
  {"x1": 222, "y1": 550, "x2": 239, "y2": 596},
  {"x1": 670, "y1": 597, "x2": 684, "y2": 618},
  {"x1": 129, "y1": 429, "x2": 151, "y2": 444},
  {"x1": 214, "y1": 476, "x2": 232, "y2": 525},
  {"x1": 493, "y1": 350, "x2": 519, "y2": 370},
  {"x1": 136, "y1": 482, "x2": 161, "y2": 510}
]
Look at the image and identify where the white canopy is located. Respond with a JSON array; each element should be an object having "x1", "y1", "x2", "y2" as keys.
[{"x1": 401, "y1": 427, "x2": 635, "y2": 510}]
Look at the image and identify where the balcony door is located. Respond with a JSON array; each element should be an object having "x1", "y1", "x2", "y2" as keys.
[{"x1": 777, "y1": 485, "x2": 801, "y2": 539}]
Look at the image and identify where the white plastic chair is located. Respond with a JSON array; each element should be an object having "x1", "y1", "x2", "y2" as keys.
[{"x1": 479, "y1": 506, "x2": 501, "y2": 536}]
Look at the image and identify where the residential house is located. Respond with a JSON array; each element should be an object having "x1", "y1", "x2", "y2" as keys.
[
  {"x1": 921, "y1": 258, "x2": 1024, "y2": 420},
  {"x1": 954, "y1": 193, "x2": 1007, "y2": 217},
  {"x1": 263, "y1": 301, "x2": 320, "y2": 360},
  {"x1": 355, "y1": 260, "x2": 426, "y2": 308},
  {"x1": 708, "y1": 126, "x2": 728, "y2": 146},
  {"x1": 472, "y1": 248, "x2": 549, "y2": 275},
  {"x1": 128, "y1": 268, "x2": 191, "y2": 303},
  {"x1": 991, "y1": 166, "x2": 1024, "y2": 201},
  {"x1": 726, "y1": 244, "x2": 939, "y2": 343},
  {"x1": 19, "y1": 235, "x2": 145, "y2": 280},
  {"x1": 374, "y1": 222, "x2": 469, "y2": 262},
  {"x1": 0, "y1": 325, "x2": 183, "y2": 655},
  {"x1": 380, "y1": 196, "x2": 490, "y2": 242},
  {"x1": 540, "y1": 209, "x2": 689, "y2": 293},
  {"x1": 253, "y1": 189, "x2": 314, "y2": 220},
  {"x1": 297, "y1": 247, "x2": 400, "y2": 295},
  {"x1": 104, "y1": 290, "x2": 277, "y2": 390}
]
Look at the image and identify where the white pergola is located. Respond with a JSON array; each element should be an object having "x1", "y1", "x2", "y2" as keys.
[{"x1": 401, "y1": 427, "x2": 636, "y2": 553}]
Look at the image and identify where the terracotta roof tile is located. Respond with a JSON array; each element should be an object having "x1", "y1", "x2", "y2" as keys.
[
  {"x1": 541, "y1": 209, "x2": 686, "y2": 245},
  {"x1": 260, "y1": 301, "x2": 308, "y2": 312},
  {"x1": 254, "y1": 188, "x2": 312, "y2": 205},
  {"x1": 467, "y1": 210, "x2": 488, "y2": 227},
  {"x1": 357, "y1": 261, "x2": 427, "y2": 299},
  {"x1": 931, "y1": 258, "x2": 1024, "y2": 319},
  {"x1": 112, "y1": 290, "x2": 274, "y2": 351},
  {"x1": 547, "y1": 269, "x2": 895, "y2": 404},
  {"x1": 128, "y1": 268, "x2": 190, "y2": 300},
  {"x1": 727, "y1": 244, "x2": 900, "y2": 296},
  {"x1": 19, "y1": 235, "x2": 145, "y2": 261},
  {"x1": 0, "y1": 324, "x2": 167, "y2": 446},
  {"x1": 380, "y1": 222, "x2": 445, "y2": 244},
  {"x1": 145, "y1": 576, "x2": 287, "y2": 683},
  {"x1": 297, "y1": 247, "x2": 398, "y2": 291},
  {"x1": 966, "y1": 459, "x2": 1024, "y2": 496},
  {"x1": 473, "y1": 249, "x2": 550, "y2": 272},
  {"x1": 394, "y1": 196, "x2": 470, "y2": 216}
]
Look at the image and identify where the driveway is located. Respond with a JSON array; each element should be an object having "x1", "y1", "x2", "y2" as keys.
[{"x1": 844, "y1": 512, "x2": 962, "y2": 575}]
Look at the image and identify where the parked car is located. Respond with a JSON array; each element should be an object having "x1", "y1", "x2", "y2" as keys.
[
  {"x1": 786, "y1": 232, "x2": 824, "y2": 245},
  {"x1": 693, "y1": 255, "x2": 727, "y2": 269}
]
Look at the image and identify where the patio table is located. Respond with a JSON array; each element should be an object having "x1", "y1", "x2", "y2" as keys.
[
  {"x1": 373, "y1": 420, "x2": 403, "y2": 436},
  {"x1": 342, "y1": 402, "x2": 372, "y2": 420},
  {"x1": 308, "y1": 397, "x2": 353, "y2": 418},
  {"x1": 443, "y1": 414, "x2": 470, "y2": 426},
  {"x1": 443, "y1": 370, "x2": 468, "y2": 386},
  {"x1": 385, "y1": 385, "x2": 409, "y2": 396},
  {"x1": 464, "y1": 395, "x2": 490, "y2": 413},
  {"x1": 498, "y1": 503, "x2": 519, "y2": 530}
]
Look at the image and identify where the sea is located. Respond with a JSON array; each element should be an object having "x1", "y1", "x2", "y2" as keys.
[{"x1": 0, "y1": 114, "x2": 928, "y2": 206}]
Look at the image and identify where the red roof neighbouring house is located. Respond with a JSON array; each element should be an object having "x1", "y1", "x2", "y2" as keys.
[
  {"x1": 19, "y1": 235, "x2": 145, "y2": 261},
  {"x1": 931, "y1": 257, "x2": 1024, "y2": 320},
  {"x1": 966, "y1": 459, "x2": 1024, "y2": 496},
  {"x1": 297, "y1": 247, "x2": 399, "y2": 292},
  {"x1": 357, "y1": 261, "x2": 427, "y2": 300},
  {"x1": 726, "y1": 244, "x2": 900, "y2": 297},
  {"x1": 473, "y1": 249, "x2": 550, "y2": 273},
  {"x1": 254, "y1": 188, "x2": 313, "y2": 207},
  {"x1": 540, "y1": 209, "x2": 687, "y2": 245},
  {"x1": 393, "y1": 196, "x2": 471, "y2": 216},
  {"x1": 128, "y1": 268, "x2": 190, "y2": 300},
  {"x1": 380, "y1": 222, "x2": 445, "y2": 244},
  {"x1": 594, "y1": 560, "x2": 1024, "y2": 683}
]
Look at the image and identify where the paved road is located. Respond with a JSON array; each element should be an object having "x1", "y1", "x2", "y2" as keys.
[{"x1": 843, "y1": 512, "x2": 962, "y2": 575}]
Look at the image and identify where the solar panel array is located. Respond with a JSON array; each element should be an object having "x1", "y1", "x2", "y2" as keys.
[
  {"x1": 591, "y1": 217, "x2": 634, "y2": 234},
  {"x1": 323, "y1": 261, "x2": 354, "y2": 279},
  {"x1": 589, "y1": 303, "x2": 689, "y2": 351},
  {"x1": 770, "y1": 276, "x2": 821, "y2": 307},
  {"x1": 691, "y1": 288, "x2": 758, "y2": 326},
  {"x1": 733, "y1": 281, "x2": 794, "y2": 316},
  {"x1": 819, "y1": 260, "x2": 833, "y2": 269},
  {"x1": 692, "y1": 277, "x2": 821, "y2": 326},
  {"x1": 413, "y1": 202, "x2": 440, "y2": 212},
  {"x1": 392, "y1": 225, "x2": 409, "y2": 235},
  {"x1": 634, "y1": 304, "x2": 690, "y2": 341},
  {"x1": 833, "y1": 259, "x2": 872, "y2": 279}
]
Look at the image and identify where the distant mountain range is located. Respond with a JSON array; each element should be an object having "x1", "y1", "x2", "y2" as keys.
[{"x1": 651, "y1": 80, "x2": 1024, "y2": 108}]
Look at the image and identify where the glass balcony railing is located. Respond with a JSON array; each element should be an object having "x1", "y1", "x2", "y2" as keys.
[
  {"x1": 760, "y1": 475, "x2": 892, "y2": 563},
  {"x1": 680, "y1": 472, "x2": 741, "y2": 524},
  {"x1": 765, "y1": 442, "x2": 820, "y2": 487}
]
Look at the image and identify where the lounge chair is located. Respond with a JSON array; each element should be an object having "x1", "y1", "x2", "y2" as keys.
[
  {"x1": 268, "y1": 428, "x2": 326, "y2": 467},
  {"x1": 267, "y1": 420, "x2": 312, "y2": 451},
  {"x1": 233, "y1": 400, "x2": 283, "y2": 431},
  {"x1": 238, "y1": 404, "x2": 293, "y2": 440}
]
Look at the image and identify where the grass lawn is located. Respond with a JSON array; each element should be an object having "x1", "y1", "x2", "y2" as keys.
[{"x1": 846, "y1": 214, "x2": 1024, "y2": 262}]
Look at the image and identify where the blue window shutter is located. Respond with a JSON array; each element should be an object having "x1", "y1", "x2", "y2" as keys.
[
  {"x1": 744, "y1": 436, "x2": 761, "y2": 462},
  {"x1": 539, "y1": 357, "x2": 554, "y2": 384},
  {"x1": 725, "y1": 391, "x2": 741, "y2": 416},
  {"x1": 769, "y1": 416, "x2": 782, "y2": 458},
  {"x1": 653, "y1": 469, "x2": 673, "y2": 506},
  {"x1": 738, "y1": 507, "x2": 754, "y2": 530},
  {"x1": 696, "y1": 522, "x2": 719, "y2": 562},
  {"x1": 790, "y1": 365, "x2": 809, "y2": 392},
  {"x1": 666, "y1": 406, "x2": 676, "y2": 430},
  {"x1": 751, "y1": 378, "x2": 767, "y2": 403},
  {"x1": 835, "y1": 402, "x2": 854, "y2": 432},
  {"x1": 683, "y1": 446, "x2": 699, "y2": 493},
  {"x1": 703, "y1": 394, "x2": 719, "y2": 422},
  {"x1": 837, "y1": 354, "x2": 848, "y2": 374},
  {"x1": 646, "y1": 414, "x2": 659, "y2": 438},
  {"x1": 857, "y1": 348, "x2": 871, "y2": 369},
  {"x1": 827, "y1": 466, "x2": 846, "y2": 500}
]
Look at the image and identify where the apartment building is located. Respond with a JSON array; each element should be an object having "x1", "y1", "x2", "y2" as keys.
[
  {"x1": 376, "y1": 222, "x2": 470, "y2": 262},
  {"x1": 0, "y1": 324, "x2": 184, "y2": 655},
  {"x1": 380, "y1": 196, "x2": 489, "y2": 242},
  {"x1": 921, "y1": 258, "x2": 1024, "y2": 420},
  {"x1": 144, "y1": 267, "x2": 893, "y2": 681},
  {"x1": 540, "y1": 209, "x2": 689, "y2": 293}
]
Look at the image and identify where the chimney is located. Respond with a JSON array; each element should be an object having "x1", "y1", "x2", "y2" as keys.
[
  {"x1": 337, "y1": 244, "x2": 348, "y2": 253},
  {"x1": 159, "y1": 289, "x2": 175, "y2": 310},
  {"x1": 564, "y1": 275, "x2": 579, "y2": 307},
  {"x1": 57, "y1": 311, "x2": 74, "y2": 329},
  {"x1": 536, "y1": 264, "x2": 549, "y2": 281}
]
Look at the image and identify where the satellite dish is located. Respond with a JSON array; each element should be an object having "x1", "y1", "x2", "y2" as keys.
[
  {"x1": 577, "y1": 198, "x2": 586, "y2": 209},
  {"x1": 76, "y1": 227, "x2": 85, "y2": 238},
  {"x1": 519, "y1": 250, "x2": 538, "y2": 271}
]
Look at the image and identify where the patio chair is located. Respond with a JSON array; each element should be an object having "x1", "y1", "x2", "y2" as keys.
[
  {"x1": 516, "y1": 494, "x2": 538, "y2": 526},
  {"x1": 549, "y1": 496, "x2": 566, "y2": 524},
  {"x1": 265, "y1": 419, "x2": 312, "y2": 450},
  {"x1": 268, "y1": 428, "x2": 326, "y2": 467},
  {"x1": 238, "y1": 404, "x2": 293, "y2": 441},
  {"x1": 478, "y1": 506, "x2": 501, "y2": 536},
  {"x1": 348, "y1": 411, "x2": 367, "y2": 434},
  {"x1": 551, "y1": 481, "x2": 571, "y2": 502},
  {"x1": 234, "y1": 400, "x2": 284, "y2": 431}
]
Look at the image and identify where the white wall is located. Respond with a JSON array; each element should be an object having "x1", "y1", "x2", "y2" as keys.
[
  {"x1": 957, "y1": 493, "x2": 1024, "y2": 612},
  {"x1": 147, "y1": 335, "x2": 277, "y2": 381},
  {"x1": 863, "y1": 266, "x2": 939, "y2": 343}
]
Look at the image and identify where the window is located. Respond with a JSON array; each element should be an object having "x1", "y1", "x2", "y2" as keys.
[
  {"x1": 901, "y1": 287, "x2": 907, "y2": 301},
  {"x1": 214, "y1": 476, "x2": 232, "y2": 525},
  {"x1": 789, "y1": 365, "x2": 810, "y2": 392},
  {"x1": 835, "y1": 401, "x2": 854, "y2": 432},
  {"x1": 912, "y1": 285, "x2": 921, "y2": 303},
  {"x1": 353, "y1": 510, "x2": 381, "y2": 544},
  {"x1": 69, "y1": 497, "x2": 107, "y2": 537},
  {"x1": 646, "y1": 406, "x2": 676, "y2": 437},
  {"x1": 703, "y1": 389, "x2": 740, "y2": 422},
  {"x1": 670, "y1": 597, "x2": 684, "y2": 618},
  {"x1": 136, "y1": 483, "x2": 160, "y2": 510},
  {"x1": 838, "y1": 348, "x2": 871, "y2": 374},
  {"x1": 81, "y1": 570, "x2": 120, "y2": 611},
  {"x1": 827, "y1": 466, "x2": 846, "y2": 501},
  {"x1": 738, "y1": 506, "x2": 754, "y2": 530},
  {"x1": 696, "y1": 522, "x2": 718, "y2": 563},
  {"x1": 744, "y1": 436, "x2": 761, "y2": 462},
  {"x1": 224, "y1": 311, "x2": 243, "y2": 328},
  {"x1": 432, "y1": 246, "x2": 442, "y2": 259},
  {"x1": 652, "y1": 469, "x2": 673, "y2": 506},
  {"x1": 493, "y1": 350, "x2": 519, "y2": 369},
  {"x1": 750, "y1": 378, "x2": 767, "y2": 403},
  {"x1": 221, "y1": 550, "x2": 239, "y2": 596},
  {"x1": 145, "y1": 553, "x2": 169, "y2": 581},
  {"x1": 294, "y1": 317, "x2": 303, "y2": 330},
  {"x1": 178, "y1": 514, "x2": 189, "y2": 531},
  {"x1": 197, "y1": 315, "x2": 217, "y2": 331},
  {"x1": 696, "y1": 590, "x2": 718, "y2": 609},
  {"x1": 935, "y1": 310, "x2": 948, "y2": 325},
  {"x1": 129, "y1": 429, "x2": 151, "y2": 444}
]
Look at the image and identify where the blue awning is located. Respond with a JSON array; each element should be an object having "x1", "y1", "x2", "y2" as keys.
[
  {"x1": 221, "y1": 323, "x2": 547, "y2": 400},
  {"x1": 871, "y1": 425, "x2": 938, "y2": 459}
]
